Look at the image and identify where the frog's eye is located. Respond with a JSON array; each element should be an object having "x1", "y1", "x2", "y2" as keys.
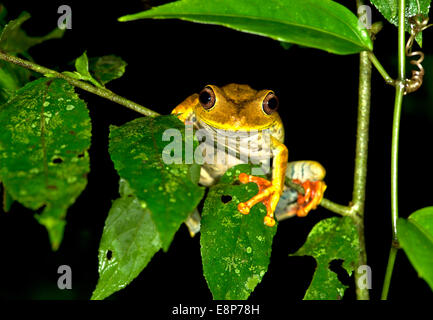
[
  {"x1": 262, "y1": 92, "x2": 279, "y2": 115},
  {"x1": 199, "y1": 86, "x2": 216, "y2": 110}
]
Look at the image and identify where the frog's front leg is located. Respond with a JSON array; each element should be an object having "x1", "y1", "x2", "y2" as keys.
[
  {"x1": 237, "y1": 137, "x2": 288, "y2": 227},
  {"x1": 276, "y1": 161, "x2": 327, "y2": 220}
]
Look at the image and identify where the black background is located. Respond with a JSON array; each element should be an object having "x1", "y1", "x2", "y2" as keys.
[{"x1": 0, "y1": 0, "x2": 432, "y2": 306}]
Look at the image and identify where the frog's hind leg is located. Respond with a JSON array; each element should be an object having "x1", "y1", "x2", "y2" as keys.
[
  {"x1": 274, "y1": 187, "x2": 299, "y2": 221},
  {"x1": 276, "y1": 161, "x2": 327, "y2": 221}
]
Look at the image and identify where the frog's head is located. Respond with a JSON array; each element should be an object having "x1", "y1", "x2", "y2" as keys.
[{"x1": 193, "y1": 84, "x2": 283, "y2": 133}]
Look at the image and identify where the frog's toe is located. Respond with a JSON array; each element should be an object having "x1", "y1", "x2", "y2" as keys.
[
  {"x1": 295, "y1": 180, "x2": 327, "y2": 217},
  {"x1": 238, "y1": 173, "x2": 271, "y2": 187},
  {"x1": 264, "y1": 215, "x2": 276, "y2": 227},
  {"x1": 238, "y1": 202, "x2": 250, "y2": 215},
  {"x1": 237, "y1": 173, "x2": 279, "y2": 227}
]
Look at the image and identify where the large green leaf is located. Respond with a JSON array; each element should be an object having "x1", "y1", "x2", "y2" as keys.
[
  {"x1": 91, "y1": 179, "x2": 162, "y2": 300},
  {"x1": 0, "y1": 78, "x2": 91, "y2": 250},
  {"x1": 0, "y1": 11, "x2": 64, "y2": 55},
  {"x1": 398, "y1": 207, "x2": 433, "y2": 290},
  {"x1": 370, "y1": 0, "x2": 432, "y2": 46},
  {"x1": 290, "y1": 217, "x2": 359, "y2": 300},
  {"x1": 201, "y1": 164, "x2": 277, "y2": 300},
  {"x1": 119, "y1": 0, "x2": 373, "y2": 55},
  {"x1": 109, "y1": 115, "x2": 204, "y2": 251}
]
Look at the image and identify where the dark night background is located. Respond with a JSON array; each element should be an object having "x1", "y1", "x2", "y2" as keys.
[{"x1": 0, "y1": 0, "x2": 432, "y2": 306}]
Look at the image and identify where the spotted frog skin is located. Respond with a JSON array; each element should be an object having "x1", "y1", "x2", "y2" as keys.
[{"x1": 172, "y1": 84, "x2": 326, "y2": 233}]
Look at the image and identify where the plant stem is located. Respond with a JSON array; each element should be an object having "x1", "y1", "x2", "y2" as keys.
[
  {"x1": 381, "y1": 0, "x2": 406, "y2": 300},
  {"x1": 390, "y1": 85, "x2": 404, "y2": 242},
  {"x1": 0, "y1": 50, "x2": 160, "y2": 117},
  {"x1": 381, "y1": 79, "x2": 405, "y2": 300},
  {"x1": 381, "y1": 244, "x2": 399, "y2": 299},
  {"x1": 352, "y1": 49, "x2": 371, "y2": 301},
  {"x1": 352, "y1": 51, "x2": 371, "y2": 216},
  {"x1": 367, "y1": 51, "x2": 395, "y2": 85},
  {"x1": 320, "y1": 199, "x2": 354, "y2": 218}
]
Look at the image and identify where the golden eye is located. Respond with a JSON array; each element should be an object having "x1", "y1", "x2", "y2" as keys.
[
  {"x1": 199, "y1": 86, "x2": 216, "y2": 110},
  {"x1": 262, "y1": 92, "x2": 279, "y2": 115}
]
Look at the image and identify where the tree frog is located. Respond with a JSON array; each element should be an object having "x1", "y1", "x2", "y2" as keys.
[{"x1": 172, "y1": 84, "x2": 326, "y2": 232}]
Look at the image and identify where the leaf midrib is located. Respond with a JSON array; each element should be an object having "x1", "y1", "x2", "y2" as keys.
[
  {"x1": 39, "y1": 80, "x2": 52, "y2": 188},
  {"x1": 409, "y1": 218, "x2": 433, "y2": 245}
]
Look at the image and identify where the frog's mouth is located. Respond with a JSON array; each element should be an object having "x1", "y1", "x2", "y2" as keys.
[
  {"x1": 195, "y1": 118, "x2": 274, "y2": 160},
  {"x1": 196, "y1": 117, "x2": 276, "y2": 133}
]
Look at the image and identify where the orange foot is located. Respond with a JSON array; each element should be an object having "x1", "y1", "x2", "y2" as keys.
[
  {"x1": 292, "y1": 179, "x2": 327, "y2": 217},
  {"x1": 237, "y1": 173, "x2": 280, "y2": 227}
]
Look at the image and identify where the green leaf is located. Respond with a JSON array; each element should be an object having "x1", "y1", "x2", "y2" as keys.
[
  {"x1": 0, "y1": 11, "x2": 64, "y2": 54},
  {"x1": 75, "y1": 52, "x2": 92, "y2": 78},
  {"x1": 398, "y1": 207, "x2": 433, "y2": 291},
  {"x1": 200, "y1": 164, "x2": 277, "y2": 300},
  {"x1": 91, "y1": 179, "x2": 162, "y2": 300},
  {"x1": 109, "y1": 115, "x2": 204, "y2": 251},
  {"x1": 0, "y1": 9, "x2": 55, "y2": 102},
  {"x1": 2, "y1": 184, "x2": 14, "y2": 212},
  {"x1": 0, "y1": 78, "x2": 91, "y2": 250},
  {"x1": 290, "y1": 216, "x2": 359, "y2": 300},
  {"x1": 88, "y1": 55, "x2": 127, "y2": 85},
  {"x1": 0, "y1": 4, "x2": 8, "y2": 27},
  {"x1": 279, "y1": 42, "x2": 293, "y2": 50},
  {"x1": 61, "y1": 71, "x2": 84, "y2": 80},
  {"x1": 0, "y1": 60, "x2": 31, "y2": 103},
  {"x1": 63, "y1": 52, "x2": 103, "y2": 88},
  {"x1": 370, "y1": 0, "x2": 432, "y2": 46},
  {"x1": 119, "y1": 0, "x2": 373, "y2": 55}
]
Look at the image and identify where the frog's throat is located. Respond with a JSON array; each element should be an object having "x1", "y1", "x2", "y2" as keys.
[{"x1": 196, "y1": 117, "x2": 276, "y2": 132}]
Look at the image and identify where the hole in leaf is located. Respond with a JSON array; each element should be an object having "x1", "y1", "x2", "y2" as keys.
[
  {"x1": 232, "y1": 180, "x2": 241, "y2": 185},
  {"x1": 329, "y1": 259, "x2": 351, "y2": 287},
  {"x1": 106, "y1": 250, "x2": 113, "y2": 260},
  {"x1": 52, "y1": 157, "x2": 63, "y2": 164},
  {"x1": 35, "y1": 204, "x2": 47, "y2": 214},
  {"x1": 77, "y1": 153, "x2": 85, "y2": 158},
  {"x1": 221, "y1": 195, "x2": 232, "y2": 203}
]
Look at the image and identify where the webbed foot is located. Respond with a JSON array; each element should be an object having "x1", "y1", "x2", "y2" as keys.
[
  {"x1": 237, "y1": 173, "x2": 281, "y2": 227},
  {"x1": 292, "y1": 179, "x2": 327, "y2": 217}
]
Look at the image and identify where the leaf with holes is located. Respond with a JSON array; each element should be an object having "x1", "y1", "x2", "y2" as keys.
[
  {"x1": 109, "y1": 115, "x2": 204, "y2": 251},
  {"x1": 91, "y1": 179, "x2": 162, "y2": 300},
  {"x1": 0, "y1": 78, "x2": 91, "y2": 250},
  {"x1": 200, "y1": 164, "x2": 277, "y2": 300},
  {"x1": 398, "y1": 207, "x2": 433, "y2": 290},
  {"x1": 0, "y1": 11, "x2": 64, "y2": 55},
  {"x1": 290, "y1": 216, "x2": 359, "y2": 300},
  {"x1": 88, "y1": 55, "x2": 127, "y2": 85},
  {"x1": 370, "y1": 0, "x2": 432, "y2": 46},
  {"x1": 119, "y1": 0, "x2": 373, "y2": 55}
]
